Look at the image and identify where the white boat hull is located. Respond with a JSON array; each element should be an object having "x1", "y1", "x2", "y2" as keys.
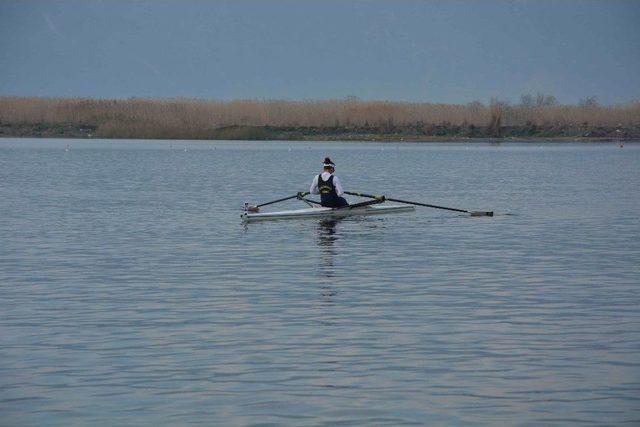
[{"x1": 241, "y1": 204, "x2": 415, "y2": 222}]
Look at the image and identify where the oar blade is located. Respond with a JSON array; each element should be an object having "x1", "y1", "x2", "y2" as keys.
[{"x1": 470, "y1": 211, "x2": 493, "y2": 217}]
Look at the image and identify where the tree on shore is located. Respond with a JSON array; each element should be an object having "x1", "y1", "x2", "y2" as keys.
[
  {"x1": 520, "y1": 93, "x2": 557, "y2": 107},
  {"x1": 579, "y1": 96, "x2": 598, "y2": 108}
]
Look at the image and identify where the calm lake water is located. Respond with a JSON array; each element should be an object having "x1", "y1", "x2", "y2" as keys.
[{"x1": 1, "y1": 138, "x2": 639, "y2": 426}]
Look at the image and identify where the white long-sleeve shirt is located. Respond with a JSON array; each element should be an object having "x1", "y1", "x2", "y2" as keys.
[{"x1": 310, "y1": 172, "x2": 344, "y2": 196}]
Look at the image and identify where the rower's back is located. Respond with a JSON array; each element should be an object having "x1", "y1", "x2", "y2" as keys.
[{"x1": 310, "y1": 157, "x2": 349, "y2": 208}]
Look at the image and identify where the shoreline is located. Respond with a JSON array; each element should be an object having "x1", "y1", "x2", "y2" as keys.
[
  {"x1": 1, "y1": 135, "x2": 634, "y2": 143},
  {"x1": 0, "y1": 123, "x2": 637, "y2": 143}
]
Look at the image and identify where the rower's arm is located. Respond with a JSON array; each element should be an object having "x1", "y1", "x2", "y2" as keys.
[{"x1": 309, "y1": 176, "x2": 319, "y2": 194}]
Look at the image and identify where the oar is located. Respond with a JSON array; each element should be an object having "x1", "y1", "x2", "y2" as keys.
[
  {"x1": 245, "y1": 192, "x2": 310, "y2": 212},
  {"x1": 344, "y1": 198, "x2": 385, "y2": 210},
  {"x1": 255, "y1": 192, "x2": 309, "y2": 208},
  {"x1": 345, "y1": 191, "x2": 493, "y2": 217},
  {"x1": 299, "y1": 197, "x2": 322, "y2": 206}
]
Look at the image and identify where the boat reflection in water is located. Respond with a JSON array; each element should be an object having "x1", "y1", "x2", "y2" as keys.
[{"x1": 316, "y1": 219, "x2": 339, "y2": 303}]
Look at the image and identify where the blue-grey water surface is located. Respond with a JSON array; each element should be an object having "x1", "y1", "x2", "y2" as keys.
[{"x1": 1, "y1": 138, "x2": 639, "y2": 426}]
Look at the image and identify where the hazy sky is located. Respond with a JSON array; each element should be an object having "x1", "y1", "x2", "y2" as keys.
[{"x1": 1, "y1": 0, "x2": 639, "y2": 104}]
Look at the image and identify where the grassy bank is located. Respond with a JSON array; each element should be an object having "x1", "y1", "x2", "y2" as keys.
[{"x1": 1, "y1": 97, "x2": 639, "y2": 141}]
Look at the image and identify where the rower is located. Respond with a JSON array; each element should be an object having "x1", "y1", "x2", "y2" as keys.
[{"x1": 307, "y1": 157, "x2": 349, "y2": 208}]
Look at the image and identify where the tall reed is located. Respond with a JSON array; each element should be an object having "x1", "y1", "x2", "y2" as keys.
[{"x1": 1, "y1": 97, "x2": 638, "y2": 138}]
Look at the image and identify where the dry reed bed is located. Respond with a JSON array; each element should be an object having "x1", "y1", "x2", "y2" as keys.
[{"x1": 1, "y1": 97, "x2": 639, "y2": 138}]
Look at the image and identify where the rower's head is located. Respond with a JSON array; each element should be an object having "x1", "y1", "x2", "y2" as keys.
[{"x1": 323, "y1": 157, "x2": 335, "y2": 173}]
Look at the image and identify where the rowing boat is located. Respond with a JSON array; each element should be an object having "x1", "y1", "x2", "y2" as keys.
[
  {"x1": 241, "y1": 190, "x2": 492, "y2": 223},
  {"x1": 241, "y1": 204, "x2": 414, "y2": 222}
]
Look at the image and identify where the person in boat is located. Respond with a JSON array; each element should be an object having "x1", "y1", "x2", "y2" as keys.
[{"x1": 307, "y1": 157, "x2": 349, "y2": 208}]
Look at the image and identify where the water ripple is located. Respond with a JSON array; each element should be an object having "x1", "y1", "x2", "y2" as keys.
[{"x1": 1, "y1": 139, "x2": 639, "y2": 425}]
